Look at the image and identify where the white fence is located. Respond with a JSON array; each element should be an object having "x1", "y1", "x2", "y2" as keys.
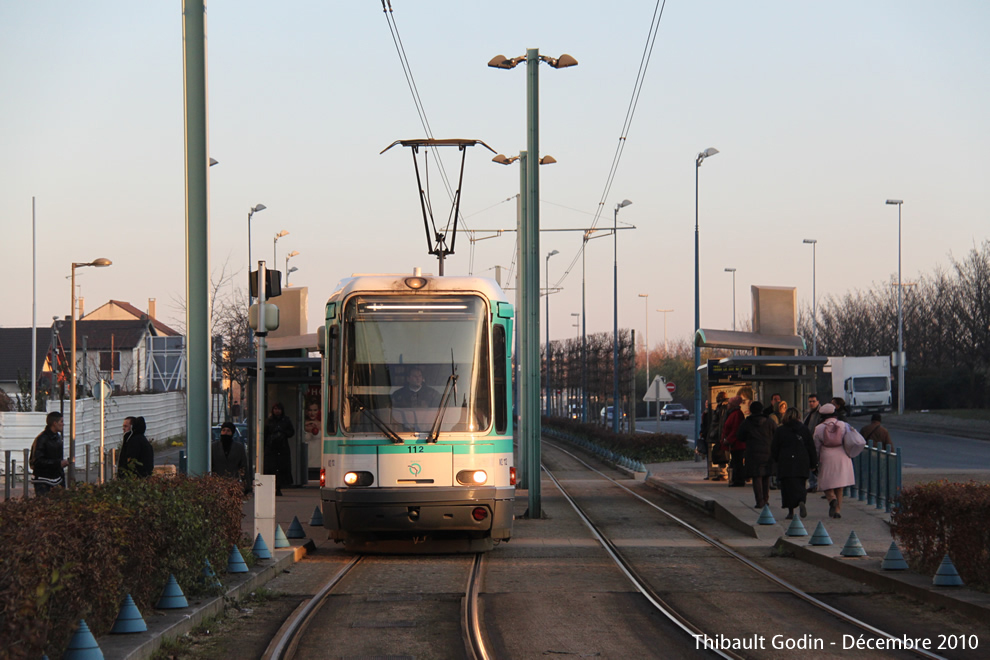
[{"x1": 0, "y1": 391, "x2": 187, "y2": 471}]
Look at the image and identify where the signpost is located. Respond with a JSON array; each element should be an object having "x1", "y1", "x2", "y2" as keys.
[
  {"x1": 666, "y1": 381, "x2": 676, "y2": 394},
  {"x1": 644, "y1": 375, "x2": 674, "y2": 429}
]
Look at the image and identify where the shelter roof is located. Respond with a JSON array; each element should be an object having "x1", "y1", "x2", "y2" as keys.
[{"x1": 694, "y1": 328, "x2": 807, "y2": 352}]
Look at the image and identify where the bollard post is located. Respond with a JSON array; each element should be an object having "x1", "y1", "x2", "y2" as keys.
[
  {"x1": 85, "y1": 444, "x2": 91, "y2": 485},
  {"x1": 110, "y1": 448, "x2": 117, "y2": 480},
  {"x1": 179, "y1": 450, "x2": 187, "y2": 475},
  {"x1": 22, "y1": 448, "x2": 29, "y2": 498},
  {"x1": 4, "y1": 450, "x2": 10, "y2": 501}
]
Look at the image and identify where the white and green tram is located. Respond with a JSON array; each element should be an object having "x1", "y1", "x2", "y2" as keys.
[{"x1": 317, "y1": 270, "x2": 515, "y2": 552}]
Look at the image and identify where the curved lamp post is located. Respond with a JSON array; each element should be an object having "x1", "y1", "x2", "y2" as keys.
[
  {"x1": 694, "y1": 147, "x2": 718, "y2": 443},
  {"x1": 803, "y1": 239, "x2": 817, "y2": 355},
  {"x1": 886, "y1": 199, "x2": 904, "y2": 414},
  {"x1": 247, "y1": 203, "x2": 266, "y2": 307},
  {"x1": 285, "y1": 250, "x2": 300, "y2": 286},
  {"x1": 613, "y1": 199, "x2": 632, "y2": 432},
  {"x1": 545, "y1": 249, "x2": 559, "y2": 415},
  {"x1": 70, "y1": 257, "x2": 112, "y2": 486}
]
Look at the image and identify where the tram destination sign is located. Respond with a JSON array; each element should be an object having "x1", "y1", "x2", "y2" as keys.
[{"x1": 707, "y1": 359, "x2": 750, "y2": 382}]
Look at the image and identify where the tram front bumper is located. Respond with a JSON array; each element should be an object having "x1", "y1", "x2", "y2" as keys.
[{"x1": 321, "y1": 486, "x2": 513, "y2": 539}]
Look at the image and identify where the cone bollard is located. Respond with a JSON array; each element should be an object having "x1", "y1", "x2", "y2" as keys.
[
  {"x1": 110, "y1": 594, "x2": 147, "y2": 634},
  {"x1": 933, "y1": 554, "x2": 964, "y2": 586},
  {"x1": 63, "y1": 619, "x2": 103, "y2": 659},
  {"x1": 310, "y1": 505, "x2": 324, "y2": 526},
  {"x1": 253, "y1": 532, "x2": 272, "y2": 560},
  {"x1": 286, "y1": 515, "x2": 306, "y2": 539},
  {"x1": 881, "y1": 542, "x2": 909, "y2": 571},
  {"x1": 227, "y1": 544, "x2": 249, "y2": 573},
  {"x1": 156, "y1": 574, "x2": 189, "y2": 609},
  {"x1": 809, "y1": 521, "x2": 833, "y2": 546},
  {"x1": 274, "y1": 524, "x2": 290, "y2": 548},
  {"x1": 785, "y1": 516, "x2": 808, "y2": 537},
  {"x1": 840, "y1": 531, "x2": 867, "y2": 557},
  {"x1": 756, "y1": 505, "x2": 776, "y2": 525},
  {"x1": 201, "y1": 558, "x2": 222, "y2": 588}
]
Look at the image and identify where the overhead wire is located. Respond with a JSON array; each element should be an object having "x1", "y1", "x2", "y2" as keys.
[{"x1": 552, "y1": 0, "x2": 669, "y2": 290}]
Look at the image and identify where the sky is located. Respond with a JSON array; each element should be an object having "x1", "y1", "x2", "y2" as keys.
[{"x1": 2, "y1": 1, "x2": 988, "y2": 353}]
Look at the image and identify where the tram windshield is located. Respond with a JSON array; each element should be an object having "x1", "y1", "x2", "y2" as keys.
[{"x1": 341, "y1": 295, "x2": 491, "y2": 436}]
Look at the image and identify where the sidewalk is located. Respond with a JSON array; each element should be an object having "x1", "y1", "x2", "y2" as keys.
[
  {"x1": 643, "y1": 459, "x2": 990, "y2": 621},
  {"x1": 96, "y1": 485, "x2": 324, "y2": 660}
]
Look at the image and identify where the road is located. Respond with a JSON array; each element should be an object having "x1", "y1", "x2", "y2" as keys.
[{"x1": 635, "y1": 417, "x2": 990, "y2": 471}]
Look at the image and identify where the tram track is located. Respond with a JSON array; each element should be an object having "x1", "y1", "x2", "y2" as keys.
[
  {"x1": 263, "y1": 552, "x2": 493, "y2": 660},
  {"x1": 543, "y1": 439, "x2": 948, "y2": 660}
]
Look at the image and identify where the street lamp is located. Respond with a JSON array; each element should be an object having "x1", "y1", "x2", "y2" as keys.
[
  {"x1": 803, "y1": 239, "x2": 818, "y2": 355},
  {"x1": 70, "y1": 257, "x2": 112, "y2": 486},
  {"x1": 545, "y1": 249, "x2": 559, "y2": 416},
  {"x1": 886, "y1": 199, "x2": 905, "y2": 414},
  {"x1": 285, "y1": 250, "x2": 300, "y2": 286},
  {"x1": 274, "y1": 230, "x2": 289, "y2": 266},
  {"x1": 657, "y1": 308, "x2": 673, "y2": 353},
  {"x1": 247, "y1": 203, "x2": 267, "y2": 306},
  {"x1": 638, "y1": 293, "x2": 650, "y2": 418},
  {"x1": 695, "y1": 147, "x2": 719, "y2": 443},
  {"x1": 724, "y1": 268, "x2": 737, "y2": 331},
  {"x1": 613, "y1": 199, "x2": 632, "y2": 432},
  {"x1": 490, "y1": 48, "x2": 577, "y2": 517}
]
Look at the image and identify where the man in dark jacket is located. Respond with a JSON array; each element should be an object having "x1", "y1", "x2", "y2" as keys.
[
  {"x1": 212, "y1": 421, "x2": 250, "y2": 492},
  {"x1": 118, "y1": 416, "x2": 155, "y2": 477},
  {"x1": 264, "y1": 403, "x2": 295, "y2": 495},
  {"x1": 738, "y1": 401, "x2": 777, "y2": 509},
  {"x1": 860, "y1": 414, "x2": 893, "y2": 450},
  {"x1": 30, "y1": 412, "x2": 68, "y2": 495},
  {"x1": 803, "y1": 394, "x2": 824, "y2": 492},
  {"x1": 771, "y1": 408, "x2": 818, "y2": 519}
]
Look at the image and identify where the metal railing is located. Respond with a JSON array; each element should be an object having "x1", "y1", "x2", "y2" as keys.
[
  {"x1": 845, "y1": 441, "x2": 902, "y2": 513},
  {"x1": 3, "y1": 447, "x2": 117, "y2": 500}
]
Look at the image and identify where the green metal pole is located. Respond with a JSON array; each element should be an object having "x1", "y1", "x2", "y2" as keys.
[
  {"x1": 525, "y1": 49, "x2": 541, "y2": 516},
  {"x1": 182, "y1": 0, "x2": 211, "y2": 475},
  {"x1": 515, "y1": 152, "x2": 528, "y2": 489}
]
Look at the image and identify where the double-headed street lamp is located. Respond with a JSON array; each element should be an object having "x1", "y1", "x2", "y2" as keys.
[
  {"x1": 657, "y1": 308, "x2": 673, "y2": 353},
  {"x1": 247, "y1": 204, "x2": 267, "y2": 307},
  {"x1": 285, "y1": 250, "x2": 300, "y2": 286},
  {"x1": 490, "y1": 47, "x2": 577, "y2": 517},
  {"x1": 545, "y1": 249, "x2": 559, "y2": 416},
  {"x1": 886, "y1": 199, "x2": 905, "y2": 414},
  {"x1": 724, "y1": 268, "x2": 737, "y2": 331},
  {"x1": 803, "y1": 239, "x2": 818, "y2": 355},
  {"x1": 638, "y1": 293, "x2": 650, "y2": 417},
  {"x1": 70, "y1": 258, "x2": 112, "y2": 485},
  {"x1": 274, "y1": 230, "x2": 289, "y2": 266},
  {"x1": 694, "y1": 147, "x2": 719, "y2": 442},
  {"x1": 613, "y1": 199, "x2": 632, "y2": 433}
]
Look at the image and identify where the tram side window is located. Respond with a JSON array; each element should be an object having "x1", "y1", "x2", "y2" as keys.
[
  {"x1": 494, "y1": 325, "x2": 507, "y2": 434},
  {"x1": 326, "y1": 326, "x2": 337, "y2": 434}
]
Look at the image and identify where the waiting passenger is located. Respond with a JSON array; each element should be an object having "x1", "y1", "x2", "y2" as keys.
[{"x1": 391, "y1": 367, "x2": 441, "y2": 408}]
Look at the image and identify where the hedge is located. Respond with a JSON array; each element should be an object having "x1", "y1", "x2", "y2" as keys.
[
  {"x1": 890, "y1": 480, "x2": 990, "y2": 589},
  {"x1": 0, "y1": 474, "x2": 246, "y2": 659},
  {"x1": 542, "y1": 417, "x2": 694, "y2": 463}
]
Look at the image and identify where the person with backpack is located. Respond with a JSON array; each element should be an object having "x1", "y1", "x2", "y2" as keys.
[
  {"x1": 30, "y1": 412, "x2": 68, "y2": 495},
  {"x1": 812, "y1": 403, "x2": 855, "y2": 519}
]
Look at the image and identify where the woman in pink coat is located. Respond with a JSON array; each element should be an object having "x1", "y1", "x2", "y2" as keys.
[{"x1": 812, "y1": 403, "x2": 855, "y2": 518}]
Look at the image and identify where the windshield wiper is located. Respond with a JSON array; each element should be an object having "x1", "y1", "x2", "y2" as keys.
[
  {"x1": 427, "y1": 373, "x2": 458, "y2": 443},
  {"x1": 348, "y1": 395, "x2": 403, "y2": 444}
]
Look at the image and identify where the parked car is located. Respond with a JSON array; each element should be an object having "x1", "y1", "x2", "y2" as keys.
[
  {"x1": 599, "y1": 406, "x2": 627, "y2": 424},
  {"x1": 660, "y1": 403, "x2": 690, "y2": 421}
]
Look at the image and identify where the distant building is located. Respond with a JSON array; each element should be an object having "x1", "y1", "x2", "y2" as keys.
[{"x1": 0, "y1": 328, "x2": 52, "y2": 402}]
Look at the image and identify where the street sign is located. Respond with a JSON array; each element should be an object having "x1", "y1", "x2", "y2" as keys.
[
  {"x1": 666, "y1": 382, "x2": 676, "y2": 393},
  {"x1": 643, "y1": 376, "x2": 673, "y2": 403}
]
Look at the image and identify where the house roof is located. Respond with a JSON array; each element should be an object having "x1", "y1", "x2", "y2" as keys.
[
  {"x1": 74, "y1": 319, "x2": 157, "y2": 351},
  {"x1": 0, "y1": 328, "x2": 54, "y2": 383},
  {"x1": 83, "y1": 300, "x2": 180, "y2": 337}
]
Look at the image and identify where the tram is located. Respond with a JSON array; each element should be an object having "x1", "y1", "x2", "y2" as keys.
[{"x1": 317, "y1": 268, "x2": 515, "y2": 552}]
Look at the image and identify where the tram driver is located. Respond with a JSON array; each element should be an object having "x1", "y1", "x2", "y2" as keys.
[{"x1": 391, "y1": 366, "x2": 442, "y2": 409}]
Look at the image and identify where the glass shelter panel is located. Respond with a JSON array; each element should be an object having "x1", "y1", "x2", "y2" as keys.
[{"x1": 341, "y1": 295, "x2": 491, "y2": 435}]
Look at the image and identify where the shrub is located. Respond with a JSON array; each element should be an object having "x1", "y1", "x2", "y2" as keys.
[
  {"x1": 0, "y1": 474, "x2": 245, "y2": 659},
  {"x1": 890, "y1": 480, "x2": 990, "y2": 589},
  {"x1": 543, "y1": 417, "x2": 694, "y2": 463}
]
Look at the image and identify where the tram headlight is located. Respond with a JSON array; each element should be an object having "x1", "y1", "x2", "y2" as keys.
[
  {"x1": 457, "y1": 469, "x2": 487, "y2": 486},
  {"x1": 343, "y1": 471, "x2": 374, "y2": 487},
  {"x1": 404, "y1": 276, "x2": 428, "y2": 290}
]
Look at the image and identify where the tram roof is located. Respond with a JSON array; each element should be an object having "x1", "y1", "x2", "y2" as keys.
[{"x1": 327, "y1": 273, "x2": 508, "y2": 305}]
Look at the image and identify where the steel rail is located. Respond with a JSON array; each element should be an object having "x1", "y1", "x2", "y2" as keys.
[
  {"x1": 263, "y1": 555, "x2": 362, "y2": 660},
  {"x1": 544, "y1": 440, "x2": 947, "y2": 660},
  {"x1": 462, "y1": 552, "x2": 493, "y2": 660}
]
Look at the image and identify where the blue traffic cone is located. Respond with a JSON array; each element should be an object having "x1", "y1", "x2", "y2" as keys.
[
  {"x1": 881, "y1": 542, "x2": 909, "y2": 570},
  {"x1": 785, "y1": 516, "x2": 808, "y2": 537},
  {"x1": 809, "y1": 521, "x2": 833, "y2": 546},
  {"x1": 156, "y1": 574, "x2": 189, "y2": 609},
  {"x1": 933, "y1": 554, "x2": 964, "y2": 586},
  {"x1": 840, "y1": 531, "x2": 867, "y2": 557},
  {"x1": 274, "y1": 524, "x2": 290, "y2": 548},
  {"x1": 63, "y1": 619, "x2": 103, "y2": 659},
  {"x1": 201, "y1": 558, "x2": 222, "y2": 588},
  {"x1": 286, "y1": 515, "x2": 306, "y2": 539},
  {"x1": 252, "y1": 533, "x2": 272, "y2": 560},
  {"x1": 227, "y1": 544, "x2": 249, "y2": 573},
  {"x1": 110, "y1": 594, "x2": 147, "y2": 634},
  {"x1": 309, "y1": 505, "x2": 324, "y2": 526},
  {"x1": 756, "y1": 504, "x2": 776, "y2": 525}
]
